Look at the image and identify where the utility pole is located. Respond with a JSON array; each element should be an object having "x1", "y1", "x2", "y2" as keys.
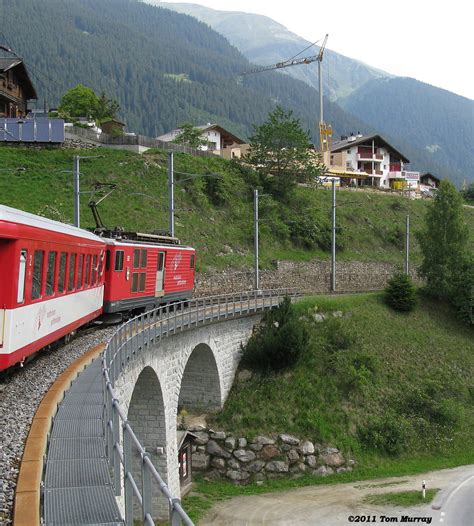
[
  {"x1": 318, "y1": 59, "x2": 323, "y2": 125},
  {"x1": 254, "y1": 189, "x2": 259, "y2": 290},
  {"x1": 405, "y1": 214, "x2": 410, "y2": 275},
  {"x1": 331, "y1": 179, "x2": 337, "y2": 292},
  {"x1": 73, "y1": 155, "x2": 80, "y2": 228},
  {"x1": 168, "y1": 151, "x2": 175, "y2": 237}
]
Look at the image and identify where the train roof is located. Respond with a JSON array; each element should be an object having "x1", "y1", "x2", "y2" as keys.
[
  {"x1": 102, "y1": 237, "x2": 195, "y2": 251},
  {"x1": 0, "y1": 204, "x2": 104, "y2": 242}
]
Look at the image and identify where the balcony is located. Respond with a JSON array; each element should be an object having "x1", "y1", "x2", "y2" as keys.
[{"x1": 357, "y1": 149, "x2": 383, "y2": 161}]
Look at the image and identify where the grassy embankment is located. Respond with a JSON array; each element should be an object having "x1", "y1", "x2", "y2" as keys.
[
  {"x1": 184, "y1": 293, "x2": 473, "y2": 522},
  {"x1": 1, "y1": 146, "x2": 473, "y2": 272}
]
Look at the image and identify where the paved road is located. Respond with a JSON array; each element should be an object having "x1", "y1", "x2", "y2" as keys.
[{"x1": 200, "y1": 465, "x2": 474, "y2": 526}]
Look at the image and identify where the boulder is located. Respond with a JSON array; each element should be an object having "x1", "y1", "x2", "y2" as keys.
[
  {"x1": 320, "y1": 451, "x2": 345, "y2": 468},
  {"x1": 249, "y1": 443, "x2": 263, "y2": 452},
  {"x1": 192, "y1": 453, "x2": 210, "y2": 470},
  {"x1": 234, "y1": 449, "x2": 256, "y2": 463},
  {"x1": 252, "y1": 435, "x2": 275, "y2": 446},
  {"x1": 237, "y1": 369, "x2": 253, "y2": 382},
  {"x1": 247, "y1": 460, "x2": 265, "y2": 473},
  {"x1": 337, "y1": 467, "x2": 352, "y2": 473},
  {"x1": 287, "y1": 449, "x2": 300, "y2": 464},
  {"x1": 226, "y1": 470, "x2": 250, "y2": 482},
  {"x1": 227, "y1": 458, "x2": 240, "y2": 470},
  {"x1": 224, "y1": 437, "x2": 236, "y2": 450},
  {"x1": 313, "y1": 466, "x2": 329, "y2": 477},
  {"x1": 211, "y1": 457, "x2": 226, "y2": 470},
  {"x1": 299, "y1": 440, "x2": 315, "y2": 455},
  {"x1": 306, "y1": 455, "x2": 317, "y2": 468},
  {"x1": 238, "y1": 438, "x2": 247, "y2": 448},
  {"x1": 210, "y1": 431, "x2": 226, "y2": 440},
  {"x1": 279, "y1": 434, "x2": 300, "y2": 446},
  {"x1": 193, "y1": 431, "x2": 209, "y2": 445},
  {"x1": 260, "y1": 445, "x2": 280, "y2": 460},
  {"x1": 206, "y1": 440, "x2": 231, "y2": 459},
  {"x1": 265, "y1": 461, "x2": 289, "y2": 473}
]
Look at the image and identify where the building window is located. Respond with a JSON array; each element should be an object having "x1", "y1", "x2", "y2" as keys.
[
  {"x1": 115, "y1": 250, "x2": 124, "y2": 271},
  {"x1": 31, "y1": 250, "x2": 44, "y2": 300}
]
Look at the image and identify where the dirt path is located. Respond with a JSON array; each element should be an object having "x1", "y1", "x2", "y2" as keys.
[{"x1": 199, "y1": 465, "x2": 474, "y2": 525}]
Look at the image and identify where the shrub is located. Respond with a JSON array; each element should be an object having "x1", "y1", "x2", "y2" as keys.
[
  {"x1": 359, "y1": 413, "x2": 410, "y2": 456},
  {"x1": 240, "y1": 297, "x2": 309, "y2": 373},
  {"x1": 384, "y1": 272, "x2": 417, "y2": 311}
]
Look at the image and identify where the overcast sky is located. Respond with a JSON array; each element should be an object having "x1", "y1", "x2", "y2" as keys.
[{"x1": 161, "y1": 0, "x2": 473, "y2": 100}]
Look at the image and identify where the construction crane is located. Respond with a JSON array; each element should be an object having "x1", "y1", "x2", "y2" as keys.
[{"x1": 241, "y1": 34, "x2": 332, "y2": 152}]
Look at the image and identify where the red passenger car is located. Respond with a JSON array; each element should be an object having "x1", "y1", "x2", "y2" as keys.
[
  {"x1": 102, "y1": 234, "x2": 196, "y2": 317},
  {"x1": 0, "y1": 205, "x2": 106, "y2": 370}
]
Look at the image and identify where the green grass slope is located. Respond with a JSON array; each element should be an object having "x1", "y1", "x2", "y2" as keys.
[{"x1": 1, "y1": 146, "x2": 473, "y2": 272}]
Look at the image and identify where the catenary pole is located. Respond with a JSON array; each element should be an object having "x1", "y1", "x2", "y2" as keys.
[
  {"x1": 254, "y1": 189, "x2": 259, "y2": 290},
  {"x1": 73, "y1": 155, "x2": 80, "y2": 228},
  {"x1": 331, "y1": 179, "x2": 336, "y2": 292},
  {"x1": 168, "y1": 151, "x2": 175, "y2": 237}
]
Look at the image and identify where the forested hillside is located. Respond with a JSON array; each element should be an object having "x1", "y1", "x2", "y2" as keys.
[
  {"x1": 342, "y1": 77, "x2": 474, "y2": 185},
  {"x1": 0, "y1": 0, "x2": 370, "y2": 141}
]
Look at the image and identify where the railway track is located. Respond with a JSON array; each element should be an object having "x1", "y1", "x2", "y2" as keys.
[{"x1": 0, "y1": 326, "x2": 116, "y2": 526}]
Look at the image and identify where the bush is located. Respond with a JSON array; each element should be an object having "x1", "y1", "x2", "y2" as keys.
[
  {"x1": 449, "y1": 255, "x2": 473, "y2": 325},
  {"x1": 359, "y1": 413, "x2": 410, "y2": 456},
  {"x1": 240, "y1": 297, "x2": 309, "y2": 373},
  {"x1": 384, "y1": 272, "x2": 417, "y2": 311}
]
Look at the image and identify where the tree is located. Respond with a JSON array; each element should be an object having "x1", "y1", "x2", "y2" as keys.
[
  {"x1": 172, "y1": 123, "x2": 208, "y2": 149},
  {"x1": 417, "y1": 179, "x2": 469, "y2": 300},
  {"x1": 58, "y1": 84, "x2": 119, "y2": 123},
  {"x1": 461, "y1": 182, "x2": 474, "y2": 202},
  {"x1": 384, "y1": 272, "x2": 417, "y2": 312},
  {"x1": 245, "y1": 106, "x2": 325, "y2": 199}
]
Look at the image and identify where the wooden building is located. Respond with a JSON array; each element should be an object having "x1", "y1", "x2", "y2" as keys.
[{"x1": 0, "y1": 58, "x2": 37, "y2": 118}]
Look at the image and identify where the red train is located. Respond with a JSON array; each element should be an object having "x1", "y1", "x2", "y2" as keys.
[{"x1": 0, "y1": 205, "x2": 195, "y2": 370}]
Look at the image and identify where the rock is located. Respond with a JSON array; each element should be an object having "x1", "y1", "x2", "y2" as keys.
[
  {"x1": 206, "y1": 440, "x2": 231, "y2": 459},
  {"x1": 287, "y1": 449, "x2": 300, "y2": 464},
  {"x1": 313, "y1": 466, "x2": 329, "y2": 477},
  {"x1": 226, "y1": 470, "x2": 250, "y2": 482},
  {"x1": 266, "y1": 461, "x2": 289, "y2": 473},
  {"x1": 238, "y1": 438, "x2": 247, "y2": 448},
  {"x1": 197, "y1": 445, "x2": 205, "y2": 453},
  {"x1": 347, "y1": 459, "x2": 356, "y2": 468},
  {"x1": 326, "y1": 467, "x2": 335, "y2": 475},
  {"x1": 227, "y1": 458, "x2": 240, "y2": 470},
  {"x1": 247, "y1": 460, "x2": 265, "y2": 473},
  {"x1": 192, "y1": 453, "x2": 210, "y2": 470},
  {"x1": 297, "y1": 462, "x2": 307, "y2": 472},
  {"x1": 337, "y1": 467, "x2": 352, "y2": 473},
  {"x1": 234, "y1": 449, "x2": 256, "y2": 463},
  {"x1": 211, "y1": 457, "x2": 226, "y2": 470},
  {"x1": 254, "y1": 473, "x2": 266, "y2": 482},
  {"x1": 210, "y1": 431, "x2": 226, "y2": 440},
  {"x1": 237, "y1": 369, "x2": 253, "y2": 382},
  {"x1": 224, "y1": 437, "x2": 236, "y2": 450},
  {"x1": 279, "y1": 434, "x2": 300, "y2": 446},
  {"x1": 306, "y1": 455, "x2": 317, "y2": 468},
  {"x1": 313, "y1": 313, "x2": 325, "y2": 323},
  {"x1": 193, "y1": 431, "x2": 209, "y2": 445},
  {"x1": 260, "y1": 445, "x2": 280, "y2": 461},
  {"x1": 252, "y1": 435, "x2": 275, "y2": 446},
  {"x1": 321, "y1": 447, "x2": 339, "y2": 455},
  {"x1": 320, "y1": 452, "x2": 345, "y2": 468},
  {"x1": 280, "y1": 444, "x2": 291, "y2": 452},
  {"x1": 300, "y1": 440, "x2": 315, "y2": 455},
  {"x1": 332, "y1": 311, "x2": 343, "y2": 318},
  {"x1": 249, "y1": 443, "x2": 263, "y2": 452}
]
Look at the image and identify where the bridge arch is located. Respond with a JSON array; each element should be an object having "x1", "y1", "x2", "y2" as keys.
[{"x1": 178, "y1": 342, "x2": 222, "y2": 413}]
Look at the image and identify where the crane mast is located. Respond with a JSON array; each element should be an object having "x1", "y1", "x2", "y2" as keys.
[{"x1": 241, "y1": 34, "x2": 332, "y2": 152}]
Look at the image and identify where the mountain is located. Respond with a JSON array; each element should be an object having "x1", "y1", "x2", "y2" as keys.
[
  {"x1": 156, "y1": 1, "x2": 391, "y2": 101},
  {"x1": 341, "y1": 77, "x2": 474, "y2": 184},
  {"x1": 158, "y1": 2, "x2": 473, "y2": 185},
  {"x1": 0, "y1": 0, "x2": 372, "y2": 142}
]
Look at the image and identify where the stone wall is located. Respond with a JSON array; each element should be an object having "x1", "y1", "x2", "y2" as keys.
[
  {"x1": 191, "y1": 429, "x2": 355, "y2": 483},
  {"x1": 195, "y1": 260, "x2": 421, "y2": 296}
]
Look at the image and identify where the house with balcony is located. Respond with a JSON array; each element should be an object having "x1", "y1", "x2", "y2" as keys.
[
  {"x1": 0, "y1": 57, "x2": 37, "y2": 118},
  {"x1": 327, "y1": 133, "x2": 417, "y2": 189}
]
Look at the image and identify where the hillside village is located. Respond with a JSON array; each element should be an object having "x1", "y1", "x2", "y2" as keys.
[{"x1": 1, "y1": 52, "x2": 442, "y2": 197}]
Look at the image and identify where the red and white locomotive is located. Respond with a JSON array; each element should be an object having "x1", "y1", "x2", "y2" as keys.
[{"x1": 0, "y1": 205, "x2": 196, "y2": 370}]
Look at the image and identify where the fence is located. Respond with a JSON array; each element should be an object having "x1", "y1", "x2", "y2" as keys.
[
  {"x1": 67, "y1": 126, "x2": 216, "y2": 156},
  {"x1": 101, "y1": 289, "x2": 301, "y2": 525}
]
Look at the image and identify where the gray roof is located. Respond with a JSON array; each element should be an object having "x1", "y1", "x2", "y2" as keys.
[
  {"x1": 331, "y1": 134, "x2": 410, "y2": 163},
  {"x1": 0, "y1": 57, "x2": 37, "y2": 99}
]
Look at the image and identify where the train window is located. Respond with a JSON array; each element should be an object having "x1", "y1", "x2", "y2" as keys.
[
  {"x1": 58, "y1": 252, "x2": 67, "y2": 293},
  {"x1": 158, "y1": 252, "x2": 165, "y2": 271},
  {"x1": 17, "y1": 250, "x2": 27, "y2": 303},
  {"x1": 139, "y1": 272, "x2": 146, "y2": 291},
  {"x1": 31, "y1": 250, "x2": 44, "y2": 300},
  {"x1": 68, "y1": 253, "x2": 76, "y2": 292},
  {"x1": 133, "y1": 249, "x2": 140, "y2": 268},
  {"x1": 46, "y1": 252, "x2": 57, "y2": 297},
  {"x1": 98, "y1": 252, "x2": 104, "y2": 278},
  {"x1": 131, "y1": 272, "x2": 139, "y2": 292},
  {"x1": 76, "y1": 254, "x2": 84, "y2": 289},
  {"x1": 115, "y1": 250, "x2": 124, "y2": 271},
  {"x1": 105, "y1": 250, "x2": 111, "y2": 271},
  {"x1": 85, "y1": 255, "x2": 91, "y2": 287},
  {"x1": 141, "y1": 249, "x2": 147, "y2": 268},
  {"x1": 92, "y1": 255, "x2": 98, "y2": 285},
  {"x1": 190, "y1": 254, "x2": 195, "y2": 269}
]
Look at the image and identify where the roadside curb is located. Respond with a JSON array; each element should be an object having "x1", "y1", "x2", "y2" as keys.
[
  {"x1": 12, "y1": 342, "x2": 106, "y2": 526},
  {"x1": 431, "y1": 471, "x2": 474, "y2": 510}
]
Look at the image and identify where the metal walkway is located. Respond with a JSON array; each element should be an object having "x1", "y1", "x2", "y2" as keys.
[{"x1": 43, "y1": 358, "x2": 123, "y2": 525}]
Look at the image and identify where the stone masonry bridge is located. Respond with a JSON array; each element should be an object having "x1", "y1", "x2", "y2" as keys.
[{"x1": 39, "y1": 289, "x2": 299, "y2": 526}]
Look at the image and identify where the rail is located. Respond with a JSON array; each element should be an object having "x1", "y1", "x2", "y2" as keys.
[{"x1": 101, "y1": 288, "x2": 302, "y2": 525}]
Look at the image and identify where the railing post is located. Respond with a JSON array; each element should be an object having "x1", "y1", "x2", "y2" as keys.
[
  {"x1": 170, "y1": 498, "x2": 182, "y2": 526},
  {"x1": 142, "y1": 453, "x2": 152, "y2": 522},
  {"x1": 123, "y1": 425, "x2": 134, "y2": 526},
  {"x1": 112, "y1": 401, "x2": 121, "y2": 495}
]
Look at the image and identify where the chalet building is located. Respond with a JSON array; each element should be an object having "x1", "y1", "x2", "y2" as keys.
[
  {"x1": 420, "y1": 172, "x2": 440, "y2": 188},
  {"x1": 325, "y1": 133, "x2": 419, "y2": 190},
  {"x1": 158, "y1": 123, "x2": 245, "y2": 153},
  {"x1": 0, "y1": 58, "x2": 37, "y2": 118}
]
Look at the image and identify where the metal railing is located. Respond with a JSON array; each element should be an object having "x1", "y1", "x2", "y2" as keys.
[{"x1": 101, "y1": 288, "x2": 301, "y2": 525}]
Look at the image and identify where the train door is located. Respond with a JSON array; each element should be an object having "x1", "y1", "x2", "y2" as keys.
[
  {"x1": 0, "y1": 240, "x2": 10, "y2": 347},
  {"x1": 155, "y1": 251, "x2": 165, "y2": 297}
]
